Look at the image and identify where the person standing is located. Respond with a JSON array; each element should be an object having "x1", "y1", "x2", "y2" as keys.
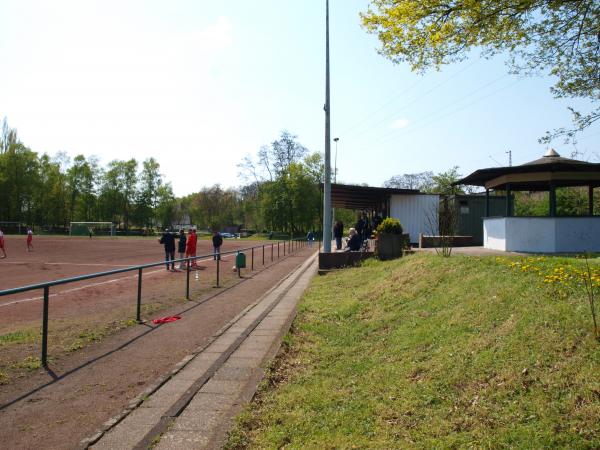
[
  {"x1": 212, "y1": 230, "x2": 223, "y2": 260},
  {"x1": 306, "y1": 230, "x2": 314, "y2": 247},
  {"x1": 0, "y1": 228, "x2": 6, "y2": 259},
  {"x1": 26, "y1": 228, "x2": 34, "y2": 252},
  {"x1": 186, "y1": 228, "x2": 198, "y2": 268},
  {"x1": 177, "y1": 229, "x2": 187, "y2": 269},
  {"x1": 159, "y1": 228, "x2": 176, "y2": 271},
  {"x1": 333, "y1": 221, "x2": 344, "y2": 250}
]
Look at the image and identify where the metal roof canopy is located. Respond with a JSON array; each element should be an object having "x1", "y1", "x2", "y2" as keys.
[
  {"x1": 455, "y1": 149, "x2": 600, "y2": 191},
  {"x1": 326, "y1": 183, "x2": 421, "y2": 210}
]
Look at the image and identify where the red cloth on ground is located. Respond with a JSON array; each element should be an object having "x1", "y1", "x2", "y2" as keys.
[{"x1": 152, "y1": 315, "x2": 181, "y2": 324}]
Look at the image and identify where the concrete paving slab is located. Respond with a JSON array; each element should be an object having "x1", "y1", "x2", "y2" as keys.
[
  {"x1": 92, "y1": 409, "x2": 165, "y2": 450},
  {"x1": 186, "y1": 392, "x2": 235, "y2": 412},
  {"x1": 140, "y1": 385, "x2": 194, "y2": 410},
  {"x1": 199, "y1": 379, "x2": 245, "y2": 396},
  {"x1": 170, "y1": 408, "x2": 223, "y2": 432},
  {"x1": 225, "y1": 356, "x2": 263, "y2": 369},
  {"x1": 155, "y1": 430, "x2": 210, "y2": 450},
  {"x1": 176, "y1": 358, "x2": 216, "y2": 378},
  {"x1": 212, "y1": 366, "x2": 256, "y2": 382},
  {"x1": 204, "y1": 340, "x2": 237, "y2": 353}
]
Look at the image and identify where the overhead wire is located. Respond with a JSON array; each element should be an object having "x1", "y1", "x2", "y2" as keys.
[
  {"x1": 386, "y1": 79, "x2": 522, "y2": 143},
  {"x1": 338, "y1": 58, "x2": 482, "y2": 139},
  {"x1": 372, "y1": 72, "x2": 510, "y2": 145}
]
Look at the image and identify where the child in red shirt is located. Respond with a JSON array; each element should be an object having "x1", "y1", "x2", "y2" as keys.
[
  {"x1": 0, "y1": 228, "x2": 6, "y2": 259},
  {"x1": 185, "y1": 229, "x2": 198, "y2": 268},
  {"x1": 26, "y1": 228, "x2": 34, "y2": 252}
]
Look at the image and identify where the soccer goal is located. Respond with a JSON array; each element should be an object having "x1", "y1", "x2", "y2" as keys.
[
  {"x1": 70, "y1": 222, "x2": 115, "y2": 237},
  {"x1": 0, "y1": 221, "x2": 24, "y2": 234}
]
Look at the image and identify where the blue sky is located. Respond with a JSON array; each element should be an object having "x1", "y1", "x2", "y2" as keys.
[{"x1": 1, "y1": 0, "x2": 598, "y2": 196}]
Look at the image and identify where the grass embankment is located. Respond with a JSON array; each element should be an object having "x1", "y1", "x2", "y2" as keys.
[{"x1": 227, "y1": 253, "x2": 600, "y2": 448}]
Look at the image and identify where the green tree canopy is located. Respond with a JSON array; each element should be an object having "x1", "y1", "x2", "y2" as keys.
[{"x1": 361, "y1": 0, "x2": 600, "y2": 141}]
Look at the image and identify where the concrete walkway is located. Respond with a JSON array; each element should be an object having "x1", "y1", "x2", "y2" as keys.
[{"x1": 88, "y1": 252, "x2": 318, "y2": 449}]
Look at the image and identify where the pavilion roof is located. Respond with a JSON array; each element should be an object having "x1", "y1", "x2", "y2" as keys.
[{"x1": 455, "y1": 149, "x2": 600, "y2": 190}]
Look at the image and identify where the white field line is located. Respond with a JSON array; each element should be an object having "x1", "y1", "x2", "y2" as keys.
[{"x1": 0, "y1": 257, "x2": 216, "y2": 308}]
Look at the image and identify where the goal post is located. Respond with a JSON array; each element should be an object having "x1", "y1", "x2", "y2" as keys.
[
  {"x1": 70, "y1": 222, "x2": 115, "y2": 237},
  {"x1": 0, "y1": 221, "x2": 23, "y2": 234}
]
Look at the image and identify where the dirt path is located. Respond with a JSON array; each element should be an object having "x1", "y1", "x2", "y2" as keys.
[{"x1": 0, "y1": 247, "x2": 315, "y2": 450}]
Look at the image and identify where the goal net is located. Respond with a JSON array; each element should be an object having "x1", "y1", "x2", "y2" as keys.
[{"x1": 70, "y1": 222, "x2": 115, "y2": 237}]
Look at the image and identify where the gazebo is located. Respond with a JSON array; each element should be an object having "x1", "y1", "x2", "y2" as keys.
[{"x1": 455, "y1": 149, "x2": 600, "y2": 253}]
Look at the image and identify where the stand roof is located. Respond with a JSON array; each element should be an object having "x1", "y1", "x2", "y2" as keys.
[{"x1": 324, "y1": 183, "x2": 420, "y2": 210}]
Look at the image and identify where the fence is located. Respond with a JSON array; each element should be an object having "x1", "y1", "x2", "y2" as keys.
[{"x1": 0, "y1": 238, "x2": 311, "y2": 367}]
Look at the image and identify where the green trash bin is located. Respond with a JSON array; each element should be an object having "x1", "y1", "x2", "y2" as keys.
[{"x1": 235, "y1": 252, "x2": 246, "y2": 269}]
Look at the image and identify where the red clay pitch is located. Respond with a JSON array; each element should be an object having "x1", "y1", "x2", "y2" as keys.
[{"x1": 0, "y1": 235, "x2": 280, "y2": 332}]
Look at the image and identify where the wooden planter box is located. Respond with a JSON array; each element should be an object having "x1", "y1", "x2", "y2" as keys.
[{"x1": 376, "y1": 233, "x2": 404, "y2": 260}]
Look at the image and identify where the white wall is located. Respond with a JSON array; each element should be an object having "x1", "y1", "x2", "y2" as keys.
[
  {"x1": 390, "y1": 194, "x2": 439, "y2": 243},
  {"x1": 483, "y1": 217, "x2": 506, "y2": 251},
  {"x1": 484, "y1": 217, "x2": 600, "y2": 253}
]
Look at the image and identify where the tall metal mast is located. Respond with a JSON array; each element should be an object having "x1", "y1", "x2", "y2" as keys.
[{"x1": 322, "y1": 0, "x2": 332, "y2": 252}]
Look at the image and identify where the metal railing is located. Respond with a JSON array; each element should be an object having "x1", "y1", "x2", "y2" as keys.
[{"x1": 0, "y1": 238, "x2": 311, "y2": 367}]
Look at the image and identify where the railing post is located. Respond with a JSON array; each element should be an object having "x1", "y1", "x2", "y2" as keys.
[
  {"x1": 185, "y1": 259, "x2": 190, "y2": 300},
  {"x1": 251, "y1": 247, "x2": 254, "y2": 271},
  {"x1": 278, "y1": 242, "x2": 280, "y2": 258},
  {"x1": 271, "y1": 243, "x2": 273, "y2": 261},
  {"x1": 41, "y1": 286, "x2": 49, "y2": 368},
  {"x1": 284, "y1": 241, "x2": 286, "y2": 256},
  {"x1": 136, "y1": 268, "x2": 143, "y2": 322},
  {"x1": 216, "y1": 257, "x2": 220, "y2": 287},
  {"x1": 262, "y1": 245, "x2": 265, "y2": 265}
]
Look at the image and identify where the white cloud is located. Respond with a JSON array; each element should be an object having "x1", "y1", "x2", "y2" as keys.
[{"x1": 391, "y1": 118, "x2": 410, "y2": 129}]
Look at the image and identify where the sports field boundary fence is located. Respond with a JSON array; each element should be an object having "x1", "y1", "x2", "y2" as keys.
[{"x1": 0, "y1": 237, "x2": 315, "y2": 367}]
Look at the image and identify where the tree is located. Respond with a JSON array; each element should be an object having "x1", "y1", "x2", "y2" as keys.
[
  {"x1": 384, "y1": 168, "x2": 469, "y2": 194},
  {"x1": 0, "y1": 142, "x2": 40, "y2": 225},
  {"x1": 136, "y1": 158, "x2": 163, "y2": 227},
  {"x1": 67, "y1": 155, "x2": 98, "y2": 223},
  {"x1": 361, "y1": 1, "x2": 600, "y2": 141},
  {"x1": 383, "y1": 171, "x2": 434, "y2": 190},
  {"x1": 239, "y1": 130, "x2": 309, "y2": 182},
  {"x1": 428, "y1": 166, "x2": 465, "y2": 195},
  {"x1": 155, "y1": 183, "x2": 177, "y2": 228},
  {"x1": 239, "y1": 131, "x2": 321, "y2": 234}
]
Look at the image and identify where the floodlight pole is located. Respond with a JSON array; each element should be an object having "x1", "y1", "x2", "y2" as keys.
[{"x1": 322, "y1": 0, "x2": 332, "y2": 253}]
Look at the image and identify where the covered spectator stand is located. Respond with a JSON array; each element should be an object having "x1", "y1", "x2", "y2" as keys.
[{"x1": 455, "y1": 149, "x2": 600, "y2": 253}]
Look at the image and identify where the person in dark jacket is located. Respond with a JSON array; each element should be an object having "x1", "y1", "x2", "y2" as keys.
[
  {"x1": 355, "y1": 215, "x2": 365, "y2": 241},
  {"x1": 345, "y1": 227, "x2": 362, "y2": 251},
  {"x1": 212, "y1": 230, "x2": 223, "y2": 260},
  {"x1": 177, "y1": 229, "x2": 187, "y2": 269},
  {"x1": 159, "y1": 228, "x2": 176, "y2": 271},
  {"x1": 333, "y1": 220, "x2": 344, "y2": 250}
]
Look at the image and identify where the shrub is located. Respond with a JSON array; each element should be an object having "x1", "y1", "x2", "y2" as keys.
[{"x1": 376, "y1": 217, "x2": 403, "y2": 235}]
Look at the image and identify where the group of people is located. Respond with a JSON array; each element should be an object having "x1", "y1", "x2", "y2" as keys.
[
  {"x1": 158, "y1": 228, "x2": 223, "y2": 271},
  {"x1": 333, "y1": 220, "x2": 363, "y2": 252},
  {"x1": 0, "y1": 228, "x2": 34, "y2": 259},
  {"x1": 332, "y1": 213, "x2": 384, "y2": 252}
]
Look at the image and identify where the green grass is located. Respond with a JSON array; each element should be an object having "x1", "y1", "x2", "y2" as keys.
[
  {"x1": 0, "y1": 329, "x2": 38, "y2": 347},
  {"x1": 226, "y1": 253, "x2": 600, "y2": 449}
]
